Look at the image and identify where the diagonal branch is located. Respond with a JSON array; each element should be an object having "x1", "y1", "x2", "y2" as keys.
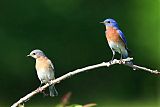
[{"x1": 11, "y1": 58, "x2": 160, "y2": 107}]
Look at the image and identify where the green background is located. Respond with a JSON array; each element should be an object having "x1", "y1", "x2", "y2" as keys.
[{"x1": 0, "y1": 0, "x2": 159, "y2": 107}]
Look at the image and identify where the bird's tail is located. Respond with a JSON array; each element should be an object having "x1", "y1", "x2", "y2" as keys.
[
  {"x1": 122, "y1": 49, "x2": 129, "y2": 59},
  {"x1": 49, "y1": 84, "x2": 58, "y2": 97},
  {"x1": 123, "y1": 53, "x2": 133, "y2": 65},
  {"x1": 122, "y1": 51, "x2": 136, "y2": 70}
]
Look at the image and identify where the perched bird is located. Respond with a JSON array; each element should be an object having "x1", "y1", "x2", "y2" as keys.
[
  {"x1": 27, "y1": 49, "x2": 58, "y2": 97},
  {"x1": 101, "y1": 18, "x2": 132, "y2": 63}
]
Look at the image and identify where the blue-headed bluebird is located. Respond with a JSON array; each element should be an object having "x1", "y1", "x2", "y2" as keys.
[
  {"x1": 101, "y1": 18, "x2": 132, "y2": 63},
  {"x1": 27, "y1": 49, "x2": 58, "y2": 97}
]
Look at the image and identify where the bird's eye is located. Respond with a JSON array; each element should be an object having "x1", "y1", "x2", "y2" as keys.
[
  {"x1": 107, "y1": 21, "x2": 110, "y2": 23},
  {"x1": 32, "y1": 53, "x2": 36, "y2": 55}
]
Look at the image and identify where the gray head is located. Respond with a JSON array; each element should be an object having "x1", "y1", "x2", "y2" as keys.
[
  {"x1": 27, "y1": 49, "x2": 46, "y2": 59},
  {"x1": 100, "y1": 18, "x2": 118, "y2": 28}
]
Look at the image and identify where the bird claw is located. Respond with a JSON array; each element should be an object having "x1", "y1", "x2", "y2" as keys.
[
  {"x1": 109, "y1": 60, "x2": 113, "y2": 64},
  {"x1": 36, "y1": 87, "x2": 49, "y2": 96},
  {"x1": 48, "y1": 81, "x2": 52, "y2": 85},
  {"x1": 119, "y1": 59, "x2": 124, "y2": 64},
  {"x1": 36, "y1": 87, "x2": 44, "y2": 92}
]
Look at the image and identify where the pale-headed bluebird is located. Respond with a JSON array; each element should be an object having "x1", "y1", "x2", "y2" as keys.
[
  {"x1": 27, "y1": 49, "x2": 58, "y2": 97},
  {"x1": 101, "y1": 18, "x2": 132, "y2": 63}
]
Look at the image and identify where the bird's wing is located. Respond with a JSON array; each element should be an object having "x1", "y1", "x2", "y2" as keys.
[
  {"x1": 48, "y1": 59, "x2": 55, "y2": 79},
  {"x1": 48, "y1": 60, "x2": 54, "y2": 71},
  {"x1": 117, "y1": 29, "x2": 128, "y2": 48}
]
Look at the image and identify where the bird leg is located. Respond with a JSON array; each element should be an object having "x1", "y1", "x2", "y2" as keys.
[
  {"x1": 39, "y1": 83, "x2": 43, "y2": 87},
  {"x1": 36, "y1": 83, "x2": 43, "y2": 92},
  {"x1": 110, "y1": 50, "x2": 115, "y2": 64},
  {"x1": 48, "y1": 81, "x2": 52, "y2": 85},
  {"x1": 119, "y1": 50, "x2": 123, "y2": 64}
]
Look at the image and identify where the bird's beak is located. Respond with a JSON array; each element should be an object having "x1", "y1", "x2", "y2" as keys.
[
  {"x1": 100, "y1": 21, "x2": 105, "y2": 24},
  {"x1": 27, "y1": 54, "x2": 31, "y2": 57}
]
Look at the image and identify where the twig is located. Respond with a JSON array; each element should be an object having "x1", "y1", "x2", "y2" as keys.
[
  {"x1": 11, "y1": 58, "x2": 160, "y2": 107},
  {"x1": 83, "y1": 103, "x2": 97, "y2": 107},
  {"x1": 132, "y1": 65, "x2": 159, "y2": 74}
]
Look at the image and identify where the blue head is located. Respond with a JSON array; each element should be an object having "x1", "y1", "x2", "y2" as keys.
[
  {"x1": 27, "y1": 49, "x2": 46, "y2": 59},
  {"x1": 101, "y1": 18, "x2": 119, "y2": 28}
]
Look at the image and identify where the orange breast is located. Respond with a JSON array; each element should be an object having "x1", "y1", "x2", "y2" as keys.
[
  {"x1": 36, "y1": 57, "x2": 50, "y2": 72},
  {"x1": 106, "y1": 27, "x2": 120, "y2": 43}
]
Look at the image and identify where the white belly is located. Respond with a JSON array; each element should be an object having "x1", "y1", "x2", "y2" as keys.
[
  {"x1": 37, "y1": 69, "x2": 50, "y2": 83},
  {"x1": 108, "y1": 41, "x2": 128, "y2": 57},
  {"x1": 108, "y1": 41, "x2": 120, "y2": 53}
]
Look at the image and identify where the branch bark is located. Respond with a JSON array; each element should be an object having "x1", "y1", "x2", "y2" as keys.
[{"x1": 11, "y1": 58, "x2": 160, "y2": 107}]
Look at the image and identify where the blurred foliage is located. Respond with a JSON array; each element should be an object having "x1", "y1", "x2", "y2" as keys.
[
  {"x1": 0, "y1": 0, "x2": 159, "y2": 107},
  {"x1": 55, "y1": 92, "x2": 96, "y2": 107}
]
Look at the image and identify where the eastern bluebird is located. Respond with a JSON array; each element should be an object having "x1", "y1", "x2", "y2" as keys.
[
  {"x1": 27, "y1": 49, "x2": 58, "y2": 97},
  {"x1": 101, "y1": 18, "x2": 132, "y2": 63}
]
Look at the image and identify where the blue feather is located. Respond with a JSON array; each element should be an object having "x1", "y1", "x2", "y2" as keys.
[{"x1": 117, "y1": 29, "x2": 127, "y2": 47}]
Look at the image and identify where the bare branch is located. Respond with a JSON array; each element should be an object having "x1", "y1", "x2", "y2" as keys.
[
  {"x1": 11, "y1": 58, "x2": 160, "y2": 107},
  {"x1": 83, "y1": 103, "x2": 97, "y2": 107},
  {"x1": 123, "y1": 61, "x2": 159, "y2": 74},
  {"x1": 132, "y1": 65, "x2": 159, "y2": 74}
]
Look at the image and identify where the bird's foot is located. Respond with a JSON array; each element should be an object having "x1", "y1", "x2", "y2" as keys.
[
  {"x1": 119, "y1": 59, "x2": 124, "y2": 64},
  {"x1": 48, "y1": 81, "x2": 52, "y2": 85},
  {"x1": 36, "y1": 87, "x2": 44, "y2": 93},
  {"x1": 36, "y1": 87, "x2": 49, "y2": 97},
  {"x1": 109, "y1": 60, "x2": 113, "y2": 64}
]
